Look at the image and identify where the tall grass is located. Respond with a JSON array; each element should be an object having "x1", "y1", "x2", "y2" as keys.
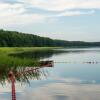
[
  {"x1": 0, "y1": 47, "x2": 59, "y2": 84},
  {"x1": 0, "y1": 47, "x2": 59, "y2": 67}
]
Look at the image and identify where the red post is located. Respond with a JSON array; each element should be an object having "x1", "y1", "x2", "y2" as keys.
[
  {"x1": 8, "y1": 71, "x2": 16, "y2": 100},
  {"x1": 12, "y1": 79, "x2": 16, "y2": 100}
]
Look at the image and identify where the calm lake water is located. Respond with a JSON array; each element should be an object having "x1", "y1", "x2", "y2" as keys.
[{"x1": 1, "y1": 48, "x2": 100, "y2": 100}]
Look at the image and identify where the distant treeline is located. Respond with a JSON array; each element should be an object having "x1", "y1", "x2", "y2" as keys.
[{"x1": 0, "y1": 29, "x2": 100, "y2": 47}]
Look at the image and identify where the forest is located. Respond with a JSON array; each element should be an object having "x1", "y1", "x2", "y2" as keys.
[{"x1": 0, "y1": 29, "x2": 100, "y2": 47}]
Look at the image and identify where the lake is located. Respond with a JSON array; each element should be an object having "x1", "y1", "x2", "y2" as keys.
[{"x1": 0, "y1": 48, "x2": 100, "y2": 100}]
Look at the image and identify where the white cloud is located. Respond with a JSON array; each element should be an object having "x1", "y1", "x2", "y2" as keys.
[
  {"x1": 0, "y1": 0, "x2": 99, "y2": 26},
  {"x1": 56, "y1": 10, "x2": 95, "y2": 17},
  {"x1": 0, "y1": 3, "x2": 46, "y2": 26},
  {"x1": 20, "y1": 0, "x2": 100, "y2": 11},
  {"x1": 0, "y1": 3, "x2": 25, "y2": 16}
]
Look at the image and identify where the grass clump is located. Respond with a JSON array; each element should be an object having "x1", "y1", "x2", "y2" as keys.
[{"x1": 0, "y1": 47, "x2": 59, "y2": 67}]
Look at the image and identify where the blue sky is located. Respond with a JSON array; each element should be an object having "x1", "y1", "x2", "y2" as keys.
[{"x1": 0, "y1": 0, "x2": 100, "y2": 41}]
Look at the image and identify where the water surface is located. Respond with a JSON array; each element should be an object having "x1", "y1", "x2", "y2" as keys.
[{"x1": 1, "y1": 48, "x2": 100, "y2": 100}]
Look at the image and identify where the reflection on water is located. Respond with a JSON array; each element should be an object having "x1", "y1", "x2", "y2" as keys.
[
  {"x1": 1, "y1": 48, "x2": 100, "y2": 100},
  {"x1": 10, "y1": 48, "x2": 100, "y2": 59},
  {"x1": 9, "y1": 50, "x2": 68, "y2": 59},
  {"x1": 0, "y1": 66, "x2": 43, "y2": 84},
  {"x1": 0, "y1": 61, "x2": 54, "y2": 83},
  {"x1": 0, "y1": 60, "x2": 53, "y2": 100}
]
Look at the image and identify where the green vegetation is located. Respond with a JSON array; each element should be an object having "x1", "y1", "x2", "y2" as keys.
[
  {"x1": 0, "y1": 47, "x2": 58, "y2": 67},
  {"x1": 0, "y1": 29, "x2": 60, "y2": 47},
  {"x1": 0, "y1": 65, "x2": 43, "y2": 84},
  {"x1": 0, "y1": 29, "x2": 100, "y2": 47},
  {"x1": 0, "y1": 47, "x2": 56, "y2": 84}
]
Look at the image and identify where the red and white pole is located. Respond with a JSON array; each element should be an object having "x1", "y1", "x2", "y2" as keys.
[{"x1": 8, "y1": 71, "x2": 16, "y2": 100}]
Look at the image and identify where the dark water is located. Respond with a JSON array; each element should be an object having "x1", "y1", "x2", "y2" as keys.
[{"x1": 1, "y1": 48, "x2": 100, "y2": 100}]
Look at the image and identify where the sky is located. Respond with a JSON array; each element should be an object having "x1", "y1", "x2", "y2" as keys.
[{"x1": 0, "y1": 0, "x2": 100, "y2": 42}]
